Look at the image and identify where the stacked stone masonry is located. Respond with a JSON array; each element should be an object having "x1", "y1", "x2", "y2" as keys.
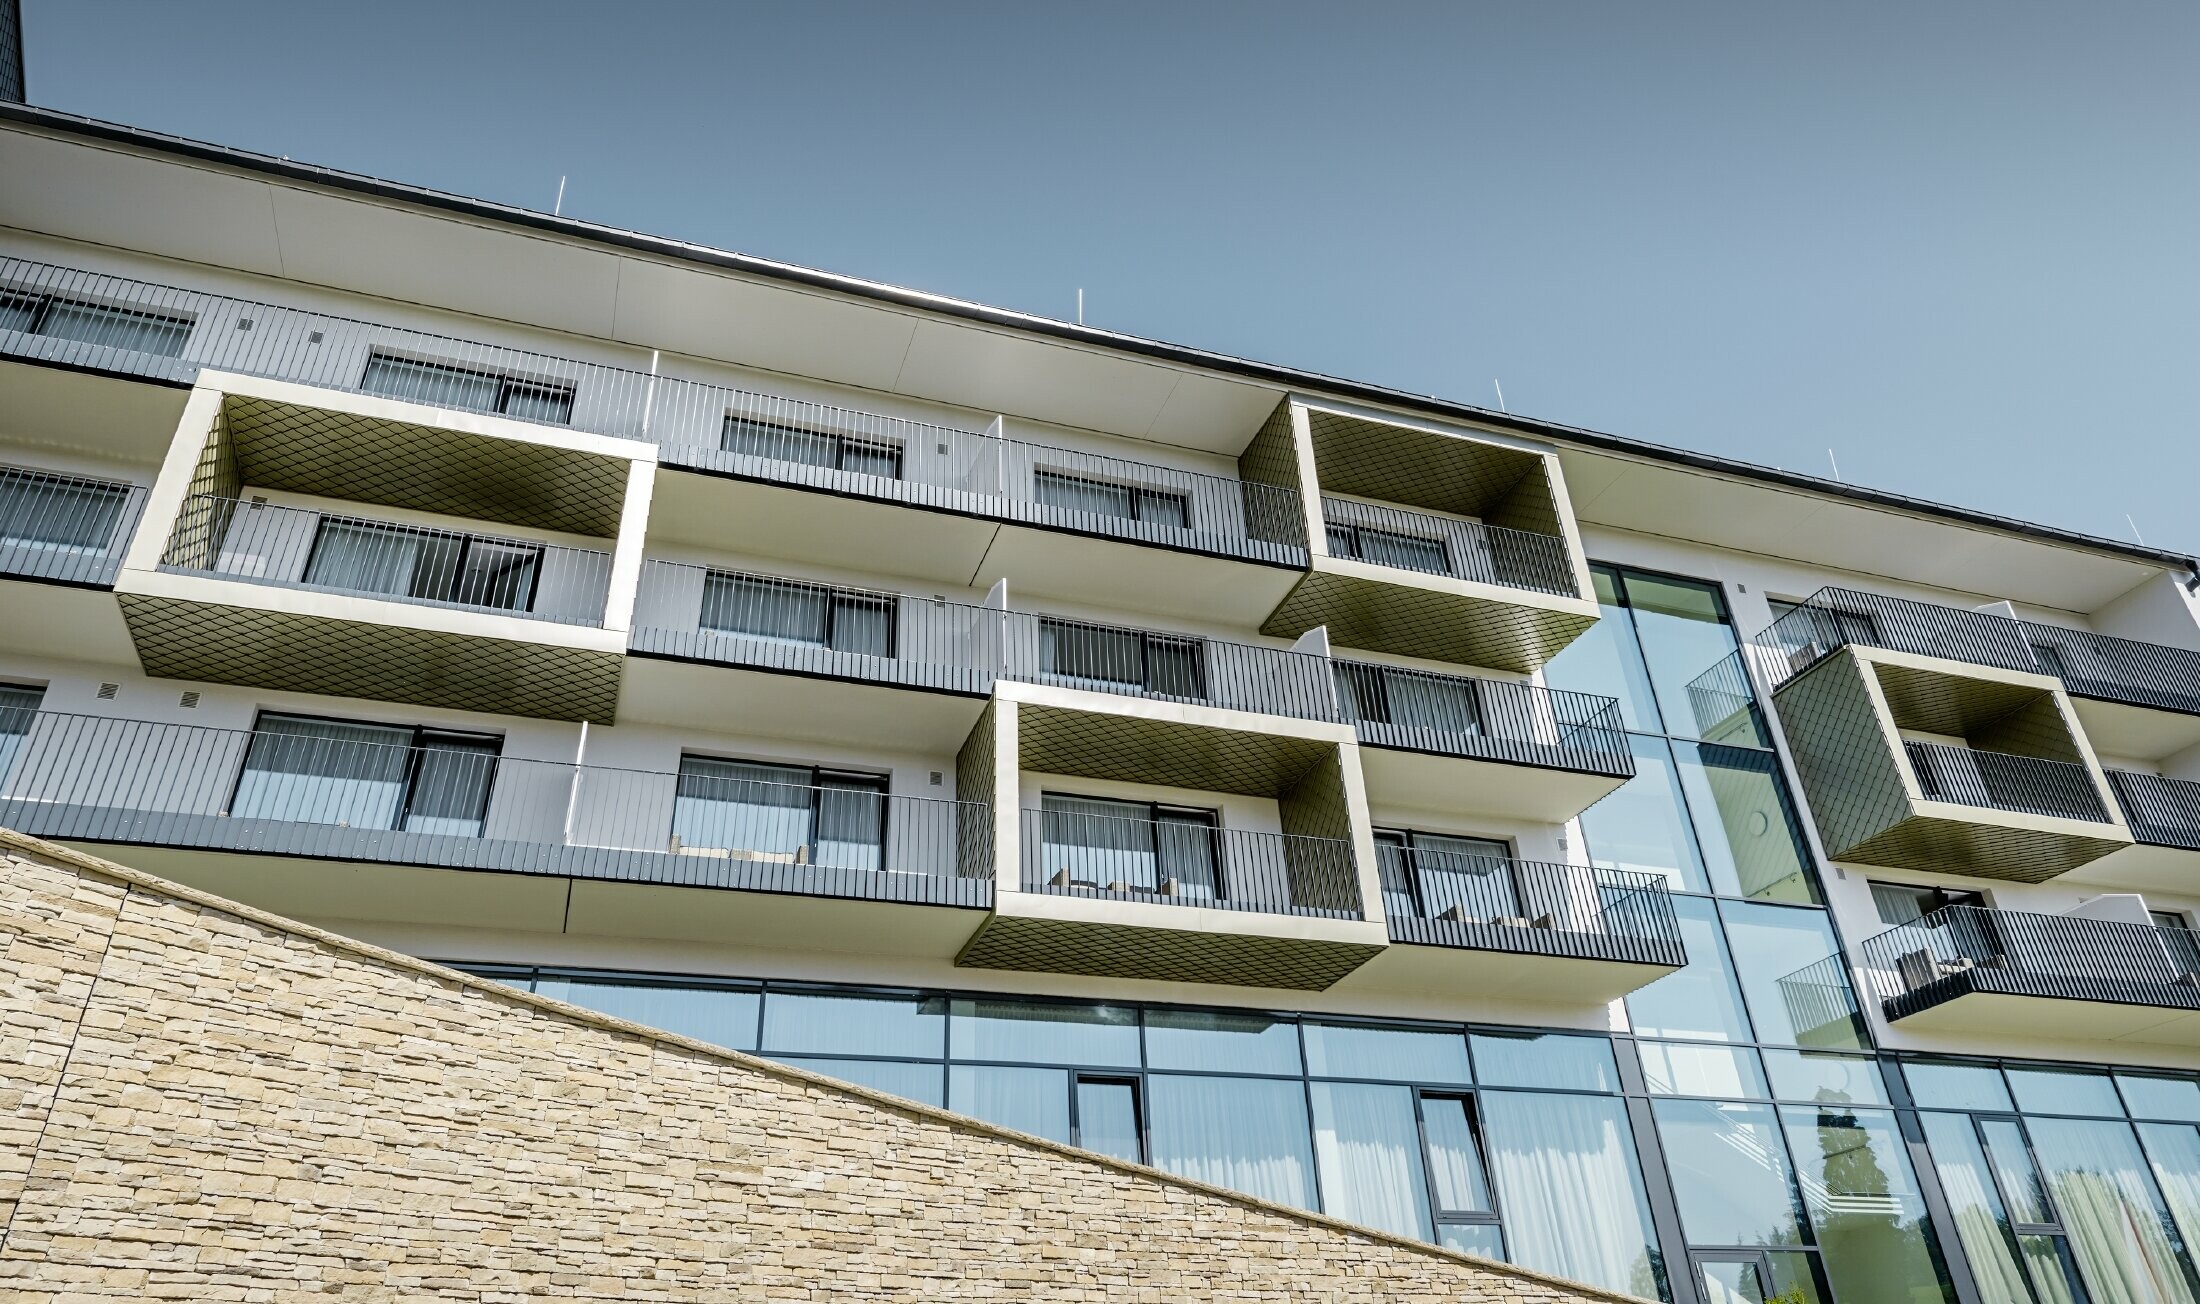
[{"x1": 0, "y1": 829, "x2": 1642, "y2": 1302}]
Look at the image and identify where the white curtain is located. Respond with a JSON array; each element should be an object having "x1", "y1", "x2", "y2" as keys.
[
  {"x1": 1310, "y1": 1081, "x2": 1432, "y2": 1240},
  {"x1": 2028, "y1": 1117, "x2": 2200, "y2": 1304},
  {"x1": 1481, "y1": 1091, "x2": 1664, "y2": 1299},
  {"x1": 1147, "y1": 1074, "x2": 1315, "y2": 1210},
  {"x1": 672, "y1": 759, "x2": 813, "y2": 858},
  {"x1": 947, "y1": 1066, "x2": 1071, "y2": 1145},
  {"x1": 304, "y1": 520, "x2": 431, "y2": 599}
]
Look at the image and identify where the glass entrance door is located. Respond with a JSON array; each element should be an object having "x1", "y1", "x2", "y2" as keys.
[{"x1": 1693, "y1": 1251, "x2": 1828, "y2": 1304}]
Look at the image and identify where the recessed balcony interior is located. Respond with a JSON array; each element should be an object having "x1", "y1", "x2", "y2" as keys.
[
  {"x1": 114, "y1": 381, "x2": 641, "y2": 722},
  {"x1": 1259, "y1": 403, "x2": 1597, "y2": 673},
  {"x1": 1775, "y1": 645, "x2": 2130, "y2": 881},
  {"x1": 955, "y1": 686, "x2": 1388, "y2": 990}
]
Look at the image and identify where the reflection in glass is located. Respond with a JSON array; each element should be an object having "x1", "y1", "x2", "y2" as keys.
[
  {"x1": 2027, "y1": 1116, "x2": 2200, "y2": 1304},
  {"x1": 1075, "y1": 1078, "x2": 1142, "y2": 1164},
  {"x1": 1582, "y1": 734, "x2": 1709, "y2": 893},
  {"x1": 2143, "y1": 1124, "x2": 2200, "y2": 1300},
  {"x1": 1627, "y1": 896, "x2": 1754, "y2": 1043},
  {"x1": 769, "y1": 1055, "x2": 943, "y2": 1106},
  {"x1": 948, "y1": 997, "x2": 1139, "y2": 1067},
  {"x1": 1144, "y1": 1008, "x2": 1302, "y2": 1075},
  {"x1": 1640, "y1": 1041, "x2": 1768, "y2": 1099},
  {"x1": 1484, "y1": 1090, "x2": 1665, "y2": 1299},
  {"x1": 1147, "y1": 1074, "x2": 1315, "y2": 1209},
  {"x1": 1310, "y1": 1081, "x2": 1432, "y2": 1239},
  {"x1": 1921, "y1": 1112, "x2": 2075, "y2": 1304},
  {"x1": 1905, "y1": 1061, "x2": 2014, "y2": 1113},
  {"x1": 535, "y1": 977, "x2": 758, "y2": 1052},
  {"x1": 1626, "y1": 572, "x2": 1746, "y2": 744},
  {"x1": 2124, "y1": 1078, "x2": 2200, "y2": 1125},
  {"x1": 1544, "y1": 566, "x2": 1665, "y2": 731},
  {"x1": 1653, "y1": 1098, "x2": 1808, "y2": 1248},
  {"x1": 1763, "y1": 1051, "x2": 1887, "y2": 1106},
  {"x1": 949, "y1": 1065, "x2": 1070, "y2": 1143},
  {"x1": 1676, "y1": 741, "x2": 1816, "y2": 903},
  {"x1": 760, "y1": 991, "x2": 945, "y2": 1059},
  {"x1": 1470, "y1": 1032, "x2": 1617, "y2": 1093},
  {"x1": 1719, "y1": 899, "x2": 1865, "y2": 1050},
  {"x1": 1302, "y1": 1022, "x2": 1471, "y2": 1085},
  {"x1": 1781, "y1": 1105, "x2": 1955, "y2": 1303},
  {"x1": 2007, "y1": 1068, "x2": 2126, "y2": 1119}
]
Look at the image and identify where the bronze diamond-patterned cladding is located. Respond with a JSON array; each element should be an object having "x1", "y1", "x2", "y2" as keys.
[
  {"x1": 1870, "y1": 661, "x2": 2084, "y2": 762},
  {"x1": 957, "y1": 914, "x2": 1383, "y2": 990},
  {"x1": 1014, "y1": 702, "x2": 1334, "y2": 797},
  {"x1": 221, "y1": 394, "x2": 630, "y2": 537},
  {"x1": 1774, "y1": 649, "x2": 2123, "y2": 882},
  {"x1": 1302, "y1": 407, "x2": 1562, "y2": 537},
  {"x1": 1262, "y1": 567, "x2": 1595, "y2": 674},
  {"x1": 117, "y1": 593, "x2": 622, "y2": 722}
]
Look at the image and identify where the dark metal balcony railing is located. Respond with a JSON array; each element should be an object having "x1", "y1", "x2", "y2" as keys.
[
  {"x1": 2108, "y1": 769, "x2": 2200, "y2": 851},
  {"x1": 1320, "y1": 496, "x2": 1575, "y2": 597},
  {"x1": 1753, "y1": 585, "x2": 2200, "y2": 718},
  {"x1": 1902, "y1": 741, "x2": 2111, "y2": 823},
  {"x1": 0, "y1": 257, "x2": 1306, "y2": 564},
  {"x1": 1377, "y1": 849, "x2": 1683, "y2": 966},
  {"x1": 1021, "y1": 808, "x2": 1361, "y2": 919},
  {"x1": 1004, "y1": 612, "x2": 1339, "y2": 720},
  {"x1": 1333, "y1": 659, "x2": 1633, "y2": 777},
  {"x1": 2018, "y1": 619, "x2": 2200, "y2": 718},
  {"x1": 0, "y1": 707, "x2": 990, "y2": 906},
  {"x1": 159, "y1": 494, "x2": 613, "y2": 626},
  {"x1": 1858, "y1": 904, "x2": 2200, "y2": 1022},
  {"x1": 0, "y1": 463, "x2": 146, "y2": 586}
]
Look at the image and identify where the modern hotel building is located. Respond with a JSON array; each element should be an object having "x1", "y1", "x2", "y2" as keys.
[{"x1": 3, "y1": 54, "x2": 2200, "y2": 1304}]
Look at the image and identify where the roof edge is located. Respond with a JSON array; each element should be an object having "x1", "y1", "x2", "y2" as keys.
[{"x1": 1, "y1": 101, "x2": 2191, "y2": 577}]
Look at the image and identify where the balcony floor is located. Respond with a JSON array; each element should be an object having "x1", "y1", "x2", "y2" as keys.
[
  {"x1": 1886, "y1": 971, "x2": 2200, "y2": 1047},
  {"x1": 958, "y1": 890, "x2": 1387, "y2": 991},
  {"x1": 1343, "y1": 926, "x2": 1683, "y2": 1002},
  {"x1": 1357, "y1": 741, "x2": 1629, "y2": 823}
]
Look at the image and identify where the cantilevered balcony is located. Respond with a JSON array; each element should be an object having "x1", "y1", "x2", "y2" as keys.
[
  {"x1": 1255, "y1": 400, "x2": 1599, "y2": 673},
  {"x1": 0, "y1": 705, "x2": 991, "y2": 954},
  {"x1": 1856, "y1": 904, "x2": 2200, "y2": 1046},
  {"x1": 113, "y1": 374, "x2": 647, "y2": 722},
  {"x1": 1363, "y1": 850, "x2": 1684, "y2": 1001},
  {"x1": 1, "y1": 257, "x2": 1309, "y2": 623},
  {"x1": 1334, "y1": 659, "x2": 1633, "y2": 820},
  {"x1": 955, "y1": 681, "x2": 1389, "y2": 991},
  {"x1": 1772, "y1": 642, "x2": 2130, "y2": 880},
  {"x1": 1761, "y1": 586, "x2": 2200, "y2": 761}
]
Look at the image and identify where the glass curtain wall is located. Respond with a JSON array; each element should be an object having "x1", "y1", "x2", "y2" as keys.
[{"x1": 466, "y1": 967, "x2": 1668, "y2": 1300}]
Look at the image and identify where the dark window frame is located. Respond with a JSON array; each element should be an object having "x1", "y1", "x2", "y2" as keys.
[
  {"x1": 1036, "y1": 615, "x2": 1207, "y2": 701},
  {"x1": 699, "y1": 571, "x2": 899, "y2": 657},
  {"x1": 360, "y1": 350, "x2": 578, "y2": 424},
  {"x1": 671, "y1": 754, "x2": 893, "y2": 867},
  {"x1": 226, "y1": 709, "x2": 504, "y2": 837},
  {"x1": 1070, "y1": 1072, "x2": 1147, "y2": 1165},
  {"x1": 1037, "y1": 791, "x2": 1224, "y2": 899},
  {"x1": 302, "y1": 515, "x2": 547, "y2": 615},
  {"x1": 0, "y1": 287, "x2": 197, "y2": 357},
  {"x1": 1413, "y1": 1088, "x2": 1505, "y2": 1249},
  {"x1": 1032, "y1": 467, "x2": 1191, "y2": 529},
  {"x1": 1373, "y1": 828, "x2": 1519, "y2": 923},
  {"x1": 719, "y1": 413, "x2": 906, "y2": 480},
  {"x1": 1326, "y1": 520, "x2": 1453, "y2": 576}
]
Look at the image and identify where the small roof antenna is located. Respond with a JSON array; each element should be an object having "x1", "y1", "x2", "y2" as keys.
[
  {"x1": 2127, "y1": 514, "x2": 2147, "y2": 545},
  {"x1": 1827, "y1": 448, "x2": 1844, "y2": 482},
  {"x1": 1493, "y1": 380, "x2": 1507, "y2": 412},
  {"x1": 1077, "y1": 288, "x2": 1084, "y2": 325},
  {"x1": 554, "y1": 176, "x2": 567, "y2": 217}
]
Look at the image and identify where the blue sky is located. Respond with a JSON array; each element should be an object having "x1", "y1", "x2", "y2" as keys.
[{"x1": 22, "y1": 2, "x2": 2199, "y2": 553}]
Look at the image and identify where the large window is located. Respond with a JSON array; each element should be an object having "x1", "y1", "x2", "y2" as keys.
[
  {"x1": 303, "y1": 517, "x2": 543, "y2": 614},
  {"x1": 361, "y1": 352, "x2": 576, "y2": 424},
  {"x1": 463, "y1": 966, "x2": 1666, "y2": 1298},
  {"x1": 1033, "y1": 469, "x2": 1188, "y2": 529},
  {"x1": 671, "y1": 757, "x2": 887, "y2": 871},
  {"x1": 0, "y1": 289, "x2": 193, "y2": 356},
  {"x1": 1549, "y1": 564, "x2": 1766, "y2": 745},
  {"x1": 721, "y1": 414, "x2": 904, "y2": 479},
  {"x1": 1036, "y1": 793, "x2": 1219, "y2": 899},
  {"x1": 230, "y1": 712, "x2": 499, "y2": 837},
  {"x1": 1332, "y1": 662, "x2": 1482, "y2": 735},
  {"x1": 0, "y1": 466, "x2": 131, "y2": 552},
  {"x1": 1325, "y1": 520, "x2": 1451, "y2": 575},
  {"x1": 699, "y1": 572, "x2": 895, "y2": 657},
  {"x1": 1037, "y1": 617, "x2": 1205, "y2": 700},
  {"x1": 0, "y1": 682, "x2": 44, "y2": 784},
  {"x1": 1374, "y1": 829, "x2": 1518, "y2": 923}
]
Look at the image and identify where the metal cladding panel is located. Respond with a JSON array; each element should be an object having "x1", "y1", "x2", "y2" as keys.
[
  {"x1": 116, "y1": 592, "x2": 623, "y2": 722},
  {"x1": 957, "y1": 913, "x2": 1382, "y2": 990},
  {"x1": 1774, "y1": 650, "x2": 1923, "y2": 862},
  {"x1": 222, "y1": 394, "x2": 631, "y2": 538},
  {"x1": 1014, "y1": 701, "x2": 1335, "y2": 798},
  {"x1": 1301, "y1": 407, "x2": 1546, "y2": 526},
  {"x1": 1840, "y1": 815, "x2": 2131, "y2": 884},
  {"x1": 1261, "y1": 567, "x2": 1596, "y2": 674}
]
